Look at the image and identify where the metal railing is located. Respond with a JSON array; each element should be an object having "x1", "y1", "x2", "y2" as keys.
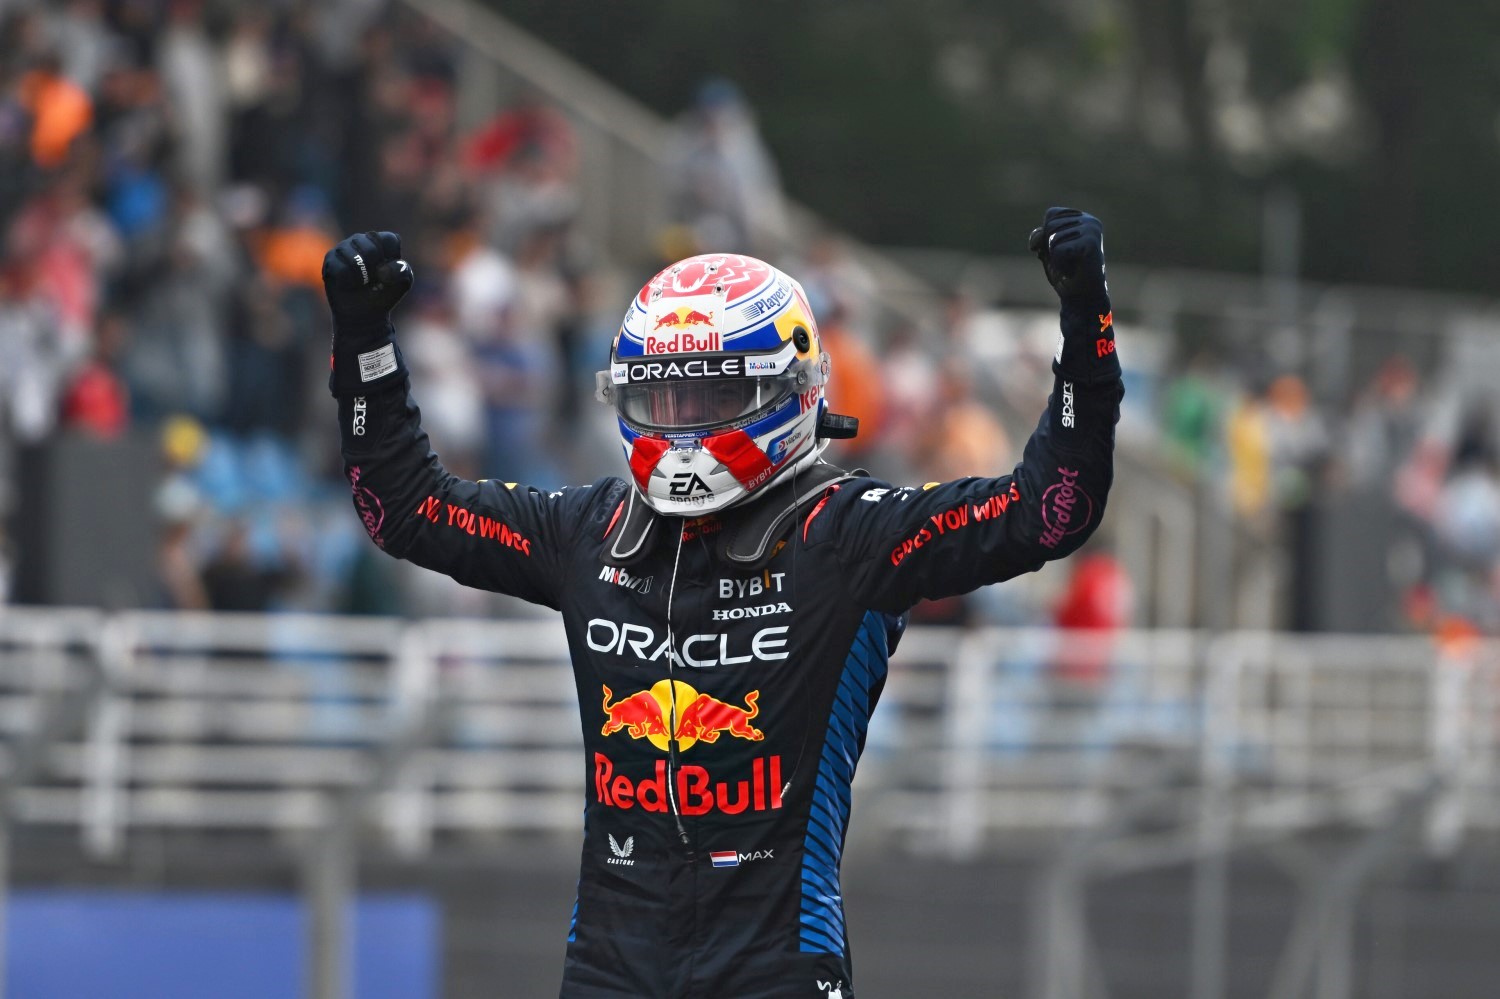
[
  {"x1": 1, "y1": 609, "x2": 1495, "y2": 852},
  {"x1": 3, "y1": 607, "x2": 1496, "y2": 999}
]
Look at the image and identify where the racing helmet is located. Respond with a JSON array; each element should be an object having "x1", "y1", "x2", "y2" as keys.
[{"x1": 596, "y1": 253, "x2": 851, "y2": 516}]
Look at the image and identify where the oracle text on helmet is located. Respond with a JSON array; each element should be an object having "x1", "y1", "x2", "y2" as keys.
[{"x1": 626, "y1": 357, "x2": 743, "y2": 382}]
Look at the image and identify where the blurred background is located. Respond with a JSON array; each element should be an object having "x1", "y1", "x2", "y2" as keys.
[{"x1": 0, "y1": 0, "x2": 1498, "y2": 996}]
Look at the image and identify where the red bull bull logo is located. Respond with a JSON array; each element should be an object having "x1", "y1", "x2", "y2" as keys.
[
  {"x1": 646, "y1": 308, "x2": 720, "y2": 353},
  {"x1": 597, "y1": 682, "x2": 778, "y2": 814},
  {"x1": 653, "y1": 307, "x2": 716, "y2": 330},
  {"x1": 600, "y1": 681, "x2": 763, "y2": 752}
]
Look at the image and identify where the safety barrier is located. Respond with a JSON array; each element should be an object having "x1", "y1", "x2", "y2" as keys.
[{"x1": 0, "y1": 609, "x2": 1493, "y2": 860}]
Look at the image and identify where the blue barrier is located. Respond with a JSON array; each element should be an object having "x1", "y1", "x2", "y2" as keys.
[{"x1": 7, "y1": 890, "x2": 438, "y2": 999}]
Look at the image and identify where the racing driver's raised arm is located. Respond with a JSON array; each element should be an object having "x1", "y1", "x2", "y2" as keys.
[
  {"x1": 325, "y1": 231, "x2": 595, "y2": 609},
  {"x1": 808, "y1": 208, "x2": 1124, "y2": 613}
]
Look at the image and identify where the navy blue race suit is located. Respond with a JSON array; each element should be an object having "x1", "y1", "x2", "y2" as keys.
[
  {"x1": 328, "y1": 213, "x2": 1120, "y2": 997},
  {"x1": 337, "y1": 367, "x2": 1119, "y2": 999}
]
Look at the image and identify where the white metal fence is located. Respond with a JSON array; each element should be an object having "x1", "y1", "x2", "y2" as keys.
[
  {"x1": 1, "y1": 608, "x2": 1495, "y2": 858},
  {"x1": 5, "y1": 607, "x2": 1498, "y2": 999}
]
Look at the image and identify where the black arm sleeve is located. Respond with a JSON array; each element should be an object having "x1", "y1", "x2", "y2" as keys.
[
  {"x1": 337, "y1": 377, "x2": 602, "y2": 609},
  {"x1": 808, "y1": 370, "x2": 1122, "y2": 613}
]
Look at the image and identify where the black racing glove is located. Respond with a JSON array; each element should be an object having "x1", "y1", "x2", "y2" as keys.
[
  {"x1": 323, "y1": 230, "x2": 416, "y2": 397},
  {"x1": 1029, "y1": 207, "x2": 1118, "y2": 385}
]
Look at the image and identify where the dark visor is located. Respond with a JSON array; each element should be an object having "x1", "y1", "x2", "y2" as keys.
[{"x1": 617, "y1": 376, "x2": 795, "y2": 432}]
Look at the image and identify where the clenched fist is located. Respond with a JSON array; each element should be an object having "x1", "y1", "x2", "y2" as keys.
[
  {"x1": 1028, "y1": 207, "x2": 1117, "y2": 383},
  {"x1": 322, "y1": 230, "x2": 415, "y2": 334},
  {"x1": 324, "y1": 230, "x2": 415, "y2": 397},
  {"x1": 1028, "y1": 208, "x2": 1107, "y2": 302}
]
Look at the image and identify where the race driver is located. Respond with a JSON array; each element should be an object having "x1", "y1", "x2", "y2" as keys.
[{"x1": 324, "y1": 207, "x2": 1121, "y2": 998}]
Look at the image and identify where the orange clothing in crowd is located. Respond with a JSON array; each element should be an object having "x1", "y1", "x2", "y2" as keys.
[
  {"x1": 931, "y1": 399, "x2": 1008, "y2": 482},
  {"x1": 21, "y1": 71, "x2": 93, "y2": 168},
  {"x1": 819, "y1": 324, "x2": 885, "y2": 453},
  {"x1": 257, "y1": 226, "x2": 332, "y2": 289}
]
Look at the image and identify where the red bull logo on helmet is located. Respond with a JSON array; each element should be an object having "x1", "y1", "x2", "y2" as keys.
[
  {"x1": 652, "y1": 307, "x2": 716, "y2": 330},
  {"x1": 600, "y1": 680, "x2": 763, "y2": 752},
  {"x1": 646, "y1": 307, "x2": 721, "y2": 354}
]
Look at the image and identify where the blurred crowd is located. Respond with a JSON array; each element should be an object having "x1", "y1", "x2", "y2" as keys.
[
  {"x1": 15, "y1": 0, "x2": 1482, "y2": 649},
  {"x1": 0, "y1": 0, "x2": 601, "y2": 616},
  {"x1": 1159, "y1": 346, "x2": 1500, "y2": 638},
  {"x1": 0, "y1": 0, "x2": 1063, "y2": 625}
]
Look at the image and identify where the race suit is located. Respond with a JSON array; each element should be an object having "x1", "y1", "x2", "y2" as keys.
[{"x1": 337, "y1": 362, "x2": 1121, "y2": 998}]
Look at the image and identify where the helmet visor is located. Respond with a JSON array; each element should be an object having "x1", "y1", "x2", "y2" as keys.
[{"x1": 617, "y1": 376, "x2": 796, "y2": 432}]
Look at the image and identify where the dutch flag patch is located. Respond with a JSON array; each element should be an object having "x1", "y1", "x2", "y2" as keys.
[{"x1": 710, "y1": 851, "x2": 739, "y2": 868}]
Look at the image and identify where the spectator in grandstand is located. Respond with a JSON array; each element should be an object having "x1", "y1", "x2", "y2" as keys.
[
  {"x1": 256, "y1": 186, "x2": 338, "y2": 291},
  {"x1": 50, "y1": 1, "x2": 118, "y2": 95},
  {"x1": 401, "y1": 289, "x2": 485, "y2": 477},
  {"x1": 1226, "y1": 380, "x2": 1272, "y2": 520},
  {"x1": 1161, "y1": 354, "x2": 1222, "y2": 477},
  {"x1": 8, "y1": 167, "x2": 121, "y2": 349},
  {"x1": 1432, "y1": 407, "x2": 1500, "y2": 569},
  {"x1": 1345, "y1": 355, "x2": 1423, "y2": 488},
  {"x1": 1050, "y1": 544, "x2": 1134, "y2": 696},
  {"x1": 222, "y1": 8, "x2": 276, "y2": 173},
  {"x1": 468, "y1": 240, "x2": 564, "y2": 487},
  {"x1": 448, "y1": 215, "x2": 517, "y2": 335},
  {"x1": 200, "y1": 520, "x2": 301, "y2": 613},
  {"x1": 157, "y1": 0, "x2": 223, "y2": 192},
  {"x1": 93, "y1": 60, "x2": 173, "y2": 241},
  {"x1": 794, "y1": 234, "x2": 880, "y2": 340},
  {"x1": 118, "y1": 184, "x2": 228, "y2": 421},
  {"x1": 59, "y1": 309, "x2": 129, "y2": 440},
  {"x1": 464, "y1": 87, "x2": 578, "y2": 181},
  {"x1": 153, "y1": 415, "x2": 209, "y2": 611},
  {"x1": 667, "y1": 77, "x2": 789, "y2": 255},
  {"x1": 813, "y1": 305, "x2": 888, "y2": 461},
  {"x1": 1266, "y1": 374, "x2": 1329, "y2": 509},
  {"x1": 0, "y1": 261, "x2": 69, "y2": 443},
  {"x1": 155, "y1": 500, "x2": 208, "y2": 611},
  {"x1": 221, "y1": 265, "x2": 304, "y2": 440},
  {"x1": 922, "y1": 360, "x2": 1012, "y2": 484},
  {"x1": 879, "y1": 323, "x2": 942, "y2": 475},
  {"x1": 18, "y1": 50, "x2": 91, "y2": 169},
  {"x1": 1265, "y1": 373, "x2": 1329, "y2": 630},
  {"x1": 0, "y1": 62, "x2": 37, "y2": 227},
  {"x1": 465, "y1": 89, "x2": 580, "y2": 255}
]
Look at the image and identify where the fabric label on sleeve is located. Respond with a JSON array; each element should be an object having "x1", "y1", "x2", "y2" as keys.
[{"x1": 358, "y1": 343, "x2": 398, "y2": 382}]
